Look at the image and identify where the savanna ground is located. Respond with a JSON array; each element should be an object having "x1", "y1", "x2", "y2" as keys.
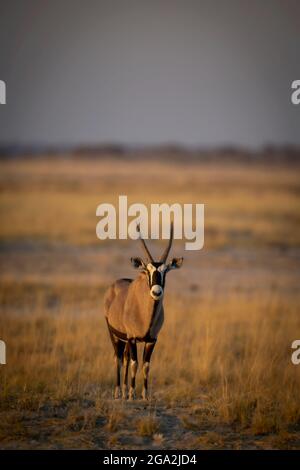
[{"x1": 0, "y1": 151, "x2": 300, "y2": 449}]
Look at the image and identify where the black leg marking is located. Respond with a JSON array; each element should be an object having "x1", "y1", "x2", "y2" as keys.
[
  {"x1": 142, "y1": 340, "x2": 156, "y2": 399},
  {"x1": 122, "y1": 341, "x2": 130, "y2": 398},
  {"x1": 143, "y1": 340, "x2": 156, "y2": 363},
  {"x1": 123, "y1": 341, "x2": 130, "y2": 385},
  {"x1": 128, "y1": 339, "x2": 138, "y2": 399},
  {"x1": 129, "y1": 339, "x2": 138, "y2": 361}
]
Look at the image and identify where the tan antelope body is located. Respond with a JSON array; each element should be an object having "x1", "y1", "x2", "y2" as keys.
[{"x1": 104, "y1": 223, "x2": 183, "y2": 400}]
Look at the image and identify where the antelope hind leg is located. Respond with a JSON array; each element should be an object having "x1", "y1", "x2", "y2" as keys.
[{"x1": 113, "y1": 338, "x2": 126, "y2": 399}]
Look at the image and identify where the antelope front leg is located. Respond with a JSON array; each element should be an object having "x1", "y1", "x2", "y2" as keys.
[
  {"x1": 142, "y1": 340, "x2": 156, "y2": 400},
  {"x1": 128, "y1": 339, "x2": 138, "y2": 400},
  {"x1": 122, "y1": 342, "x2": 130, "y2": 399}
]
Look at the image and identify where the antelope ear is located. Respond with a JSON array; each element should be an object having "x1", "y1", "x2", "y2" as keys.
[
  {"x1": 168, "y1": 257, "x2": 183, "y2": 270},
  {"x1": 131, "y1": 257, "x2": 146, "y2": 269}
]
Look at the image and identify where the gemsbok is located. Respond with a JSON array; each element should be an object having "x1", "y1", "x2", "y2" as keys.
[{"x1": 104, "y1": 223, "x2": 183, "y2": 400}]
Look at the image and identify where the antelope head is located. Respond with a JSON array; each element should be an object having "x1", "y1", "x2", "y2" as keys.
[{"x1": 131, "y1": 223, "x2": 183, "y2": 300}]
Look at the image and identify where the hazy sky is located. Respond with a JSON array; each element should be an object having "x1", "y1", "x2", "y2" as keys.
[{"x1": 0, "y1": 0, "x2": 299, "y2": 148}]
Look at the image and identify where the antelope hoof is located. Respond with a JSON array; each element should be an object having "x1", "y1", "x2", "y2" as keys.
[
  {"x1": 129, "y1": 387, "x2": 136, "y2": 400},
  {"x1": 114, "y1": 386, "x2": 121, "y2": 399},
  {"x1": 142, "y1": 388, "x2": 149, "y2": 401},
  {"x1": 122, "y1": 385, "x2": 128, "y2": 400}
]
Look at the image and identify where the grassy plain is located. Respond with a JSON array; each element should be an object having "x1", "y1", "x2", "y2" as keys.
[{"x1": 0, "y1": 153, "x2": 300, "y2": 449}]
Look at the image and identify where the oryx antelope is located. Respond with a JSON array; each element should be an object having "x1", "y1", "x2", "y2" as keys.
[{"x1": 104, "y1": 223, "x2": 183, "y2": 400}]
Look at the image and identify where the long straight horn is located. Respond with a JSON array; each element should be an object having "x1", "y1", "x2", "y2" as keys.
[
  {"x1": 137, "y1": 224, "x2": 154, "y2": 262},
  {"x1": 160, "y1": 222, "x2": 174, "y2": 263}
]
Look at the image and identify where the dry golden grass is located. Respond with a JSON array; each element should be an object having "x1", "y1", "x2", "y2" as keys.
[
  {"x1": 0, "y1": 157, "x2": 299, "y2": 249},
  {"x1": 137, "y1": 415, "x2": 160, "y2": 437},
  {"x1": 0, "y1": 154, "x2": 300, "y2": 449},
  {"x1": 1, "y1": 287, "x2": 299, "y2": 434}
]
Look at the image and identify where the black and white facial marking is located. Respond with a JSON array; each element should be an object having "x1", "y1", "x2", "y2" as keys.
[
  {"x1": 131, "y1": 257, "x2": 184, "y2": 300},
  {"x1": 146, "y1": 262, "x2": 167, "y2": 300}
]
